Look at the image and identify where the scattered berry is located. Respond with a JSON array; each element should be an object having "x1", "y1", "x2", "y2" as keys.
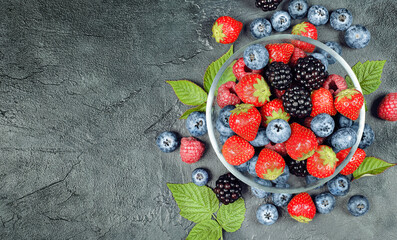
[
  {"x1": 232, "y1": 58, "x2": 262, "y2": 81},
  {"x1": 330, "y1": 8, "x2": 353, "y2": 31},
  {"x1": 213, "y1": 173, "x2": 242, "y2": 205},
  {"x1": 255, "y1": 0, "x2": 283, "y2": 12},
  {"x1": 310, "y1": 88, "x2": 337, "y2": 117},
  {"x1": 291, "y1": 22, "x2": 318, "y2": 53},
  {"x1": 289, "y1": 47, "x2": 307, "y2": 67},
  {"x1": 266, "y1": 119, "x2": 291, "y2": 143},
  {"x1": 243, "y1": 44, "x2": 269, "y2": 70},
  {"x1": 286, "y1": 158, "x2": 309, "y2": 177},
  {"x1": 217, "y1": 81, "x2": 241, "y2": 108},
  {"x1": 265, "y1": 142, "x2": 288, "y2": 157},
  {"x1": 282, "y1": 85, "x2": 312, "y2": 118},
  {"x1": 251, "y1": 177, "x2": 272, "y2": 199},
  {"x1": 345, "y1": 25, "x2": 371, "y2": 49},
  {"x1": 247, "y1": 155, "x2": 259, "y2": 176},
  {"x1": 307, "y1": 5, "x2": 329, "y2": 26},
  {"x1": 156, "y1": 131, "x2": 180, "y2": 153},
  {"x1": 294, "y1": 56, "x2": 328, "y2": 91},
  {"x1": 212, "y1": 16, "x2": 243, "y2": 44},
  {"x1": 322, "y1": 74, "x2": 348, "y2": 96},
  {"x1": 287, "y1": 192, "x2": 316, "y2": 223},
  {"x1": 180, "y1": 137, "x2": 205, "y2": 164},
  {"x1": 307, "y1": 145, "x2": 337, "y2": 178},
  {"x1": 265, "y1": 43, "x2": 294, "y2": 64},
  {"x1": 327, "y1": 174, "x2": 350, "y2": 196},
  {"x1": 192, "y1": 168, "x2": 209, "y2": 186},
  {"x1": 249, "y1": 128, "x2": 270, "y2": 147},
  {"x1": 216, "y1": 105, "x2": 235, "y2": 136},
  {"x1": 229, "y1": 103, "x2": 262, "y2": 141},
  {"x1": 330, "y1": 127, "x2": 357, "y2": 151},
  {"x1": 186, "y1": 111, "x2": 207, "y2": 137},
  {"x1": 256, "y1": 148, "x2": 286, "y2": 181},
  {"x1": 334, "y1": 88, "x2": 364, "y2": 121},
  {"x1": 256, "y1": 204, "x2": 279, "y2": 225},
  {"x1": 288, "y1": 0, "x2": 308, "y2": 20},
  {"x1": 337, "y1": 114, "x2": 353, "y2": 128},
  {"x1": 235, "y1": 74, "x2": 271, "y2": 107},
  {"x1": 336, "y1": 147, "x2": 366, "y2": 175},
  {"x1": 265, "y1": 61, "x2": 293, "y2": 90},
  {"x1": 270, "y1": 11, "x2": 291, "y2": 32},
  {"x1": 222, "y1": 135, "x2": 255, "y2": 165},
  {"x1": 272, "y1": 183, "x2": 293, "y2": 207},
  {"x1": 260, "y1": 98, "x2": 290, "y2": 127},
  {"x1": 250, "y1": 18, "x2": 272, "y2": 39},
  {"x1": 310, "y1": 113, "x2": 335, "y2": 138},
  {"x1": 285, "y1": 123, "x2": 318, "y2": 161},
  {"x1": 271, "y1": 165, "x2": 290, "y2": 185},
  {"x1": 319, "y1": 41, "x2": 342, "y2": 65},
  {"x1": 377, "y1": 93, "x2": 397, "y2": 121},
  {"x1": 348, "y1": 195, "x2": 370, "y2": 217},
  {"x1": 351, "y1": 123, "x2": 375, "y2": 149},
  {"x1": 315, "y1": 193, "x2": 336, "y2": 214},
  {"x1": 311, "y1": 53, "x2": 328, "y2": 71}
]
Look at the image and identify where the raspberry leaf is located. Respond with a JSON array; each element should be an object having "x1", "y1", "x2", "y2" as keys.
[
  {"x1": 186, "y1": 220, "x2": 222, "y2": 240},
  {"x1": 167, "y1": 80, "x2": 208, "y2": 106},
  {"x1": 180, "y1": 103, "x2": 207, "y2": 119},
  {"x1": 217, "y1": 198, "x2": 246, "y2": 232},
  {"x1": 345, "y1": 60, "x2": 386, "y2": 95},
  {"x1": 353, "y1": 157, "x2": 396, "y2": 180}
]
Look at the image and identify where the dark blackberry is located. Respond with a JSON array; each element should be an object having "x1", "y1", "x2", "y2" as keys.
[
  {"x1": 265, "y1": 62, "x2": 293, "y2": 90},
  {"x1": 255, "y1": 0, "x2": 283, "y2": 12},
  {"x1": 294, "y1": 55, "x2": 328, "y2": 91},
  {"x1": 282, "y1": 85, "x2": 312, "y2": 118},
  {"x1": 213, "y1": 172, "x2": 242, "y2": 205},
  {"x1": 286, "y1": 158, "x2": 309, "y2": 177}
]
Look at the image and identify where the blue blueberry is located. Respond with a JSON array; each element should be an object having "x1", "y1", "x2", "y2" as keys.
[
  {"x1": 288, "y1": 0, "x2": 308, "y2": 20},
  {"x1": 271, "y1": 165, "x2": 290, "y2": 185},
  {"x1": 186, "y1": 111, "x2": 207, "y2": 137},
  {"x1": 219, "y1": 134, "x2": 235, "y2": 145},
  {"x1": 247, "y1": 155, "x2": 259, "y2": 176},
  {"x1": 266, "y1": 119, "x2": 291, "y2": 143},
  {"x1": 272, "y1": 183, "x2": 292, "y2": 207},
  {"x1": 330, "y1": 128, "x2": 357, "y2": 150},
  {"x1": 250, "y1": 18, "x2": 272, "y2": 39},
  {"x1": 250, "y1": 128, "x2": 270, "y2": 147},
  {"x1": 243, "y1": 44, "x2": 269, "y2": 70},
  {"x1": 251, "y1": 177, "x2": 272, "y2": 199},
  {"x1": 191, "y1": 168, "x2": 209, "y2": 186},
  {"x1": 319, "y1": 41, "x2": 342, "y2": 65},
  {"x1": 156, "y1": 131, "x2": 180, "y2": 153},
  {"x1": 311, "y1": 113, "x2": 335, "y2": 137},
  {"x1": 270, "y1": 11, "x2": 291, "y2": 32},
  {"x1": 345, "y1": 25, "x2": 371, "y2": 49},
  {"x1": 350, "y1": 123, "x2": 375, "y2": 149},
  {"x1": 337, "y1": 114, "x2": 353, "y2": 128},
  {"x1": 256, "y1": 204, "x2": 279, "y2": 225},
  {"x1": 348, "y1": 195, "x2": 370, "y2": 217},
  {"x1": 307, "y1": 5, "x2": 329, "y2": 26},
  {"x1": 235, "y1": 161, "x2": 249, "y2": 172},
  {"x1": 311, "y1": 53, "x2": 328, "y2": 71},
  {"x1": 216, "y1": 105, "x2": 235, "y2": 136},
  {"x1": 327, "y1": 174, "x2": 350, "y2": 196},
  {"x1": 216, "y1": 118, "x2": 234, "y2": 137},
  {"x1": 330, "y1": 8, "x2": 353, "y2": 31},
  {"x1": 305, "y1": 175, "x2": 324, "y2": 189},
  {"x1": 315, "y1": 193, "x2": 336, "y2": 214}
]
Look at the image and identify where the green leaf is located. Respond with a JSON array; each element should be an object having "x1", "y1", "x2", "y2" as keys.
[
  {"x1": 167, "y1": 183, "x2": 219, "y2": 223},
  {"x1": 180, "y1": 103, "x2": 207, "y2": 119},
  {"x1": 186, "y1": 220, "x2": 222, "y2": 240},
  {"x1": 353, "y1": 157, "x2": 396, "y2": 179},
  {"x1": 345, "y1": 60, "x2": 386, "y2": 95},
  {"x1": 217, "y1": 198, "x2": 246, "y2": 232},
  {"x1": 167, "y1": 80, "x2": 208, "y2": 106},
  {"x1": 203, "y1": 46, "x2": 234, "y2": 93},
  {"x1": 215, "y1": 60, "x2": 236, "y2": 96}
]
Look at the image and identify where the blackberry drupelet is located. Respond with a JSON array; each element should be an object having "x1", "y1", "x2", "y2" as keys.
[
  {"x1": 286, "y1": 158, "x2": 309, "y2": 177},
  {"x1": 265, "y1": 62, "x2": 293, "y2": 90},
  {"x1": 213, "y1": 173, "x2": 242, "y2": 205},
  {"x1": 294, "y1": 56, "x2": 328, "y2": 91},
  {"x1": 255, "y1": 0, "x2": 283, "y2": 12},
  {"x1": 282, "y1": 85, "x2": 312, "y2": 118}
]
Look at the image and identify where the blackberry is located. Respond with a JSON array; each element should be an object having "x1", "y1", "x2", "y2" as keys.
[
  {"x1": 294, "y1": 56, "x2": 328, "y2": 91},
  {"x1": 286, "y1": 158, "x2": 309, "y2": 177},
  {"x1": 213, "y1": 173, "x2": 242, "y2": 205},
  {"x1": 255, "y1": 0, "x2": 283, "y2": 12},
  {"x1": 265, "y1": 62, "x2": 293, "y2": 90},
  {"x1": 282, "y1": 85, "x2": 312, "y2": 118}
]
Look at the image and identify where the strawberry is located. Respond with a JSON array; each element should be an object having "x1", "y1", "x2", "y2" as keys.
[
  {"x1": 336, "y1": 147, "x2": 366, "y2": 175},
  {"x1": 259, "y1": 98, "x2": 290, "y2": 126},
  {"x1": 287, "y1": 192, "x2": 316, "y2": 223},
  {"x1": 217, "y1": 81, "x2": 241, "y2": 108},
  {"x1": 222, "y1": 135, "x2": 255, "y2": 165},
  {"x1": 229, "y1": 103, "x2": 262, "y2": 141},
  {"x1": 291, "y1": 22, "x2": 318, "y2": 53},
  {"x1": 307, "y1": 145, "x2": 338, "y2": 178},
  {"x1": 232, "y1": 58, "x2": 262, "y2": 81},
  {"x1": 289, "y1": 47, "x2": 307, "y2": 67},
  {"x1": 265, "y1": 142, "x2": 287, "y2": 157},
  {"x1": 285, "y1": 123, "x2": 318, "y2": 161},
  {"x1": 377, "y1": 93, "x2": 397, "y2": 121},
  {"x1": 255, "y1": 148, "x2": 285, "y2": 181},
  {"x1": 180, "y1": 137, "x2": 205, "y2": 164},
  {"x1": 334, "y1": 88, "x2": 364, "y2": 121},
  {"x1": 310, "y1": 88, "x2": 337, "y2": 117},
  {"x1": 322, "y1": 74, "x2": 348, "y2": 96},
  {"x1": 265, "y1": 43, "x2": 294, "y2": 64},
  {"x1": 212, "y1": 16, "x2": 243, "y2": 44},
  {"x1": 235, "y1": 74, "x2": 271, "y2": 107}
]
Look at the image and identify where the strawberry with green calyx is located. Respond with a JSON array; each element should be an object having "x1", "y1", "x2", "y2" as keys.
[
  {"x1": 235, "y1": 74, "x2": 271, "y2": 107},
  {"x1": 222, "y1": 135, "x2": 255, "y2": 165},
  {"x1": 212, "y1": 16, "x2": 243, "y2": 44},
  {"x1": 259, "y1": 98, "x2": 290, "y2": 127},
  {"x1": 307, "y1": 145, "x2": 337, "y2": 178},
  {"x1": 285, "y1": 123, "x2": 318, "y2": 161},
  {"x1": 289, "y1": 47, "x2": 307, "y2": 67},
  {"x1": 229, "y1": 103, "x2": 262, "y2": 141},
  {"x1": 255, "y1": 148, "x2": 285, "y2": 181},
  {"x1": 336, "y1": 147, "x2": 366, "y2": 175},
  {"x1": 265, "y1": 43, "x2": 294, "y2": 64},
  {"x1": 310, "y1": 88, "x2": 337, "y2": 117},
  {"x1": 288, "y1": 192, "x2": 316, "y2": 223},
  {"x1": 334, "y1": 88, "x2": 364, "y2": 121},
  {"x1": 291, "y1": 22, "x2": 318, "y2": 53}
]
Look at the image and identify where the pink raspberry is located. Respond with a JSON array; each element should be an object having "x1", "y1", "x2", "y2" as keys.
[
  {"x1": 265, "y1": 142, "x2": 287, "y2": 157},
  {"x1": 303, "y1": 117, "x2": 313, "y2": 128},
  {"x1": 322, "y1": 74, "x2": 348, "y2": 96},
  {"x1": 217, "y1": 81, "x2": 241, "y2": 108},
  {"x1": 232, "y1": 58, "x2": 262, "y2": 81},
  {"x1": 180, "y1": 137, "x2": 205, "y2": 164}
]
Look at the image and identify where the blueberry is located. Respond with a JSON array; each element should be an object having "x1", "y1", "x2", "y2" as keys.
[
  {"x1": 271, "y1": 165, "x2": 290, "y2": 185},
  {"x1": 311, "y1": 53, "x2": 328, "y2": 71},
  {"x1": 250, "y1": 18, "x2": 272, "y2": 39},
  {"x1": 235, "y1": 161, "x2": 249, "y2": 172},
  {"x1": 243, "y1": 44, "x2": 269, "y2": 70},
  {"x1": 247, "y1": 155, "x2": 259, "y2": 176},
  {"x1": 156, "y1": 131, "x2": 180, "y2": 153},
  {"x1": 337, "y1": 114, "x2": 353, "y2": 128},
  {"x1": 219, "y1": 134, "x2": 235, "y2": 145},
  {"x1": 330, "y1": 8, "x2": 353, "y2": 31},
  {"x1": 307, "y1": 5, "x2": 329, "y2": 26},
  {"x1": 251, "y1": 177, "x2": 272, "y2": 199},
  {"x1": 348, "y1": 195, "x2": 370, "y2": 217},
  {"x1": 186, "y1": 111, "x2": 207, "y2": 137},
  {"x1": 270, "y1": 11, "x2": 291, "y2": 32},
  {"x1": 350, "y1": 123, "x2": 375, "y2": 149},
  {"x1": 330, "y1": 128, "x2": 357, "y2": 150},
  {"x1": 256, "y1": 204, "x2": 279, "y2": 225},
  {"x1": 191, "y1": 168, "x2": 209, "y2": 186},
  {"x1": 345, "y1": 25, "x2": 371, "y2": 49},
  {"x1": 327, "y1": 174, "x2": 350, "y2": 196},
  {"x1": 249, "y1": 128, "x2": 270, "y2": 147},
  {"x1": 266, "y1": 119, "x2": 291, "y2": 143},
  {"x1": 216, "y1": 105, "x2": 235, "y2": 136},
  {"x1": 319, "y1": 41, "x2": 342, "y2": 65},
  {"x1": 311, "y1": 113, "x2": 335, "y2": 137},
  {"x1": 272, "y1": 183, "x2": 292, "y2": 207},
  {"x1": 216, "y1": 118, "x2": 234, "y2": 137},
  {"x1": 315, "y1": 192, "x2": 336, "y2": 214},
  {"x1": 288, "y1": 0, "x2": 308, "y2": 20},
  {"x1": 305, "y1": 175, "x2": 324, "y2": 189}
]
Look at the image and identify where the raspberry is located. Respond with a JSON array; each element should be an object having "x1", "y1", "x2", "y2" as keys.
[
  {"x1": 322, "y1": 74, "x2": 348, "y2": 96},
  {"x1": 265, "y1": 62, "x2": 293, "y2": 90},
  {"x1": 289, "y1": 47, "x2": 307, "y2": 67},
  {"x1": 217, "y1": 81, "x2": 241, "y2": 108},
  {"x1": 255, "y1": 0, "x2": 283, "y2": 12},
  {"x1": 282, "y1": 85, "x2": 312, "y2": 118},
  {"x1": 294, "y1": 56, "x2": 328, "y2": 91},
  {"x1": 232, "y1": 57, "x2": 262, "y2": 81},
  {"x1": 265, "y1": 142, "x2": 287, "y2": 157},
  {"x1": 213, "y1": 172, "x2": 242, "y2": 205},
  {"x1": 274, "y1": 89, "x2": 286, "y2": 99},
  {"x1": 303, "y1": 116, "x2": 313, "y2": 128},
  {"x1": 286, "y1": 158, "x2": 309, "y2": 177},
  {"x1": 180, "y1": 137, "x2": 205, "y2": 164}
]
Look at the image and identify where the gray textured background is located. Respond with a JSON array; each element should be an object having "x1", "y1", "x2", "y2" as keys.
[{"x1": 0, "y1": 0, "x2": 396, "y2": 239}]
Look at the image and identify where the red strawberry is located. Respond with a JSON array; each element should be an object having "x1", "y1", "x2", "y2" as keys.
[
  {"x1": 222, "y1": 135, "x2": 255, "y2": 165},
  {"x1": 334, "y1": 88, "x2": 364, "y2": 121},
  {"x1": 232, "y1": 58, "x2": 262, "y2": 81},
  {"x1": 229, "y1": 103, "x2": 262, "y2": 141},
  {"x1": 255, "y1": 148, "x2": 285, "y2": 181},
  {"x1": 291, "y1": 22, "x2": 318, "y2": 53},
  {"x1": 307, "y1": 145, "x2": 337, "y2": 178},
  {"x1": 212, "y1": 16, "x2": 243, "y2": 44},
  {"x1": 265, "y1": 142, "x2": 287, "y2": 157},
  {"x1": 180, "y1": 137, "x2": 205, "y2": 164},
  {"x1": 289, "y1": 47, "x2": 307, "y2": 67},
  {"x1": 310, "y1": 88, "x2": 337, "y2": 117},
  {"x1": 217, "y1": 81, "x2": 241, "y2": 108},
  {"x1": 378, "y1": 93, "x2": 397, "y2": 121},
  {"x1": 288, "y1": 192, "x2": 316, "y2": 223},
  {"x1": 285, "y1": 123, "x2": 318, "y2": 161},
  {"x1": 336, "y1": 148, "x2": 366, "y2": 175},
  {"x1": 259, "y1": 99, "x2": 290, "y2": 127},
  {"x1": 322, "y1": 74, "x2": 348, "y2": 96},
  {"x1": 265, "y1": 43, "x2": 294, "y2": 64},
  {"x1": 235, "y1": 74, "x2": 271, "y2": 107}
]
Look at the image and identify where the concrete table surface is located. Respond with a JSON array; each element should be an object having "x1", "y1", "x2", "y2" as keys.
[{"x1": 0, "y1": 0, "x2": 396, "y2": 239}]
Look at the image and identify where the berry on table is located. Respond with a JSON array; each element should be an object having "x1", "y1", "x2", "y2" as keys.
[
  {"x1": 255, "y1": 0, "x2": 283, "y2": 12},
  {"x1": 222, "y1": 135, "x2": 255, "y2": 165},
  {"x1": 291, "y1": 22, "x2": 318, "y2": 52},
  {"x1": 251, "y1": 177, "x2": 272, "y2": 199},
  {"x1": 265, "y1": 62, "x2": 293, "y2": 89},
  {"x1": 348, "y1": 195, "x2": 370, "y2": 217},
  {"x1": 186, "y1": 111, "x2": 207, "y2": 137},
  {"x1": 232, "y1": 57, "x2": 262, "y2": 81},
  {"x1": 319, "y1": 41, "x2": 342, "y2": 65},
  {"x1": 243, "y1": 44, "x2": 269, "y2": 70},
  {"x1": 156, "y1": 131, "x2": 180, "y2": 153},
  {"x1": 310, "y1": 88, "x2": 337, "y2": 117},
  {"x1": 229, "y1": 103, "x2": 262, "y2": 141},
  {"x1": 250, "y1": 18, "x2": 272, "y2": 39},
  {"x1": 260, "y1": 98, "x2": 290, "y2": 127},
  {"x1": 311, "y1": 53, "x2": 328, "y2": 71},
  {"x1": 249, "y1": 128, "x2": 270, "y2": 147},
  {"x1": 336, "y1": 147, "x2": 366, "y2": 176},
  {"x1": 191, "y1": 168, "x2": 209, "y2": 186},
  {"x1": 256, "y1": 148, "x2": 286, "y2": 181},
  {"x1": 330, "y1": 127, "x2": 357, "y2": 151},
  {"x1": 180, "y1": 137, "x2": 205, "y2": 164},
  {"x1": 287, "y1": 192, "x2": 316, "y2": 223},
  {"x1": 327, "y1": 174, "x2": 350, "y2": 196},
  {"x1": 337, "y1": 114, "x2": 353, "y2": 128},
  {"x1": 286, "y1": 158, "x2": 309, "y2": 177},
  {"x1": 282, "y1": 85, "x2": 312, "y2": 118},
  {"x1": 212, "y1": 16, "x2": 243, "y2": 44},
  {"x1": 270, "y1": 11, "x2": 291, "y2": 32},
  {"x1": 216, "y1": 105, "x2": 235, "y2": 137},
  {"x1": 330, "y1": 8, "x2": 353, "y2": 31},
  {"x1": 351, "y1": 123, "x2": 375, "y2": 149},
  {"x1": 285, "y1": 123, "x2": 318, "y2": 161},
  {"x1": 334, "y1": 88, "x2": 364, "y2": 121},
  {"x1": 256, "y1": 204, "x2": 279, "y2": 225},
  {"x1": 235, "y1": 74, "x2": 271, "y2": 107},
  {"x1": 310, "y1": 113, "x2": 335, "y2": 138},
  {"x1": 315, "y1": 192, "x2": 336, "y2": 214},
  {"x1": 288, "y1": 0, "x2": 308, "y2": 20},
  {"x1": 377, "y1": 93, "x2": 397, "y2": 121},
  {"x1": 272, "y1": 183, "x2": 293, "y2": 207},
  {"x1": 307, "y1": 5, "x2": 329, "y2": 26},
  {"x1": 213, "y1": 172, "x2": 242, "y2": 205},
  {"x1": 217, "y1": 81, "x2": 241, "y2": 108},
  {"x1": 345, "y1": 25, "x2": 371, "y2": 49},
  {"x1": 271, "y1": 165, "x2": 290, "y2": 185},
  {"x1": 266, "y1": 119, "x2": 291, "y2": 143},
  {"x1": 294, "y1": 56, "x2": 328, "y2": 91}
]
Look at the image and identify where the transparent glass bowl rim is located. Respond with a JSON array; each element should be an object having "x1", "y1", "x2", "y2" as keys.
[{"x1": 206, "y1": 34, "x2": 365, "y2": 194}]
